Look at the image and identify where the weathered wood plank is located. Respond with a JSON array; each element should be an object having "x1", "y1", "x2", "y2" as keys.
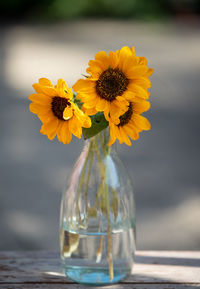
[
  {"x1": 129, "y1": 251, "x2": 200, "y2": 283},
  {"x1": 0, "y1": 251, "x2": 199, "y2": 285},
  {"x1": 0, "y1": 284, "x2": 199, "y2": 289}
]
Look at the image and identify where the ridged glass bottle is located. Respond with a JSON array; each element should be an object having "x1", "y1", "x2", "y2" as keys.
[{"x1": 60, "y1": 128, "x2": 136, "y2": 285}]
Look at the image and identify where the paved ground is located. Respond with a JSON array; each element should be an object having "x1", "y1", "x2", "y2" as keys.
[{"x1": 0, "y1": 20, "x2": 200, "y2": 250}]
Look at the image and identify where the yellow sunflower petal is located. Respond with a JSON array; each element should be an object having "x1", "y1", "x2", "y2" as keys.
[
  {"x1": 113, "y1": 98, "x2": 129, "y2": 109},
  {"x1": 133, "y1": 114, "x2": 151, "y2": 131},
  {"x1": 67, "y1": 87, "x2": 74, "y2": 99},
  {"x1": 128, "y1": 83, "x2": 148, "y2": 99},
  {"x1": 118, "y1": 46, "x2": 137, "y2": 73},
  {"x1": 83, "y1": 98, "x2": 98, "y2": 109},
  {"x1": 40, "y1": 125, "x2": 46, "y2": 135},
  {"x1": 74, "y1": 106, "x2": 91, "y2": 128},
  {"x1": 96, "y1": 98, "x2": 106, "y2": 111},
  {"x1": 95, "y1": 51, "x2": 110, "y2": 70},
  {"x1": 37, "y1": 111, "x2": 53, "y2": 123},
  {"x1": 39, "y1": 78, "x2": 53, "y2": 87},
  {"x1": 73, "y1": 106, "x2": 84, "y2": 122},
  {"x1": 138, "y1": 56, "x2": 147, "y2": 65},
  {"x1": 86, "y1": 69, "x2": 101, "y2": 80},
  {"x1": 56, "y1": 122, "x2": 64, "y2": 143},
  {"x1": 73, "y1": 79, "x2": 95, "y2": 92},
  {"x1": 56, "y1": 78, "x2": 65, "y2": 88},
  {"x1": 131, "y1": 77, "x2": 151, "y2": 89},
  {"x1": 33, "y1": 83, "x2": 56, "y2": 96},
  {"x1": 119, "y1": 127, "x2": 131, "y2": 146},
  {"x1": 119, "y1": 46, "x2": 132, "y2": 59},
  {"x1": 109, "y1": 102, "x2": 127, "y2": 124},
  {"x1": 43, "y1": 117, "x2": 59, "y2": 133},
  {"x1": 68, "y1": 117, "x2": 82, "y2": 139},
  {"x1": 29, "y1": 102, "x2": 49, "y2": 114},
  {"x1": 123, "y1": 124, "x2": 139, "y2": 140},
  {"x1": 126, "y1": 65, "x2": 148, "y2": 79},
  {"x1": 40, "y1": 120, "x2": 58, "y2": 140},
  {"x1": 132, "y1": 100, "x2": 150, "y2": 114},
  {"x1": 102, "y1": 102, "x2": 110, "y2": 121},
  {"x1": 109, "y1": 102, "x2": 121, "y2": 116},
  {"x1": 131, "y1": 46, "x2": 136, "y2": 56},
  {"x1": 55, "y1": 79, "x2": 72, "y2": 98},
  {"x1": 117, "y1": 128, "x2": 124, "y2": 144},
  {"x1": 32, "y1": 83, "x2": 43, "y2": 94},
  {"x1": 29, "y1": 93, "x2": 51, "y2": 105},
  {"x1": 81, "y1": 106, "x2": 97, "y2": 116},
  {"x1": 87, "y1": 60, "x2": 104, "y2": 75},
  {"x1": 46, "y1": 128, "x2": 57, "y2": 140},
  {"x1": 123, "y1": 90, "x2": 136, "y2": 101},
  {"x1": 83, "y1": 115, "x2": 92, "y2": 128},
  {"x1": 78, "y1": 92, "x2": 97, "y2": 102},
  {"x1": 48, "y1": 130, "x2": 57, "y2": 140},
  {"x1": 108, "y1": 51, "x2": 119, "y2": 69},
  {"x1": 146, "y1": 68, "x2": 154, "y2": 77},
  {"x1": 113, "y1": 125, "x2": 122, "y2": 143},
  {"x1": 42, "y1": 86, "x2": 56, "y2": 97},
  {"x1": 108, "y1": 125, "x2": 117, "y2": 146},
  {"x1": 63, "y1": 122, "x2": 72, "y2": 144},
  {"x1": 59, "y1": 121, "x2": 70, "y2": 144},
  {"x1": 63, "y1": 106, "x2": 73, "y2": 120}
]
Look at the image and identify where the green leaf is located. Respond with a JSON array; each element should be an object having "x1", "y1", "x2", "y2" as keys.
[
  {"x1": 82, "y1": 112, "x2": 109, "y2": 140},
  {"x1": 73, "y1": 95, "x2": 83, "y2": 109}
]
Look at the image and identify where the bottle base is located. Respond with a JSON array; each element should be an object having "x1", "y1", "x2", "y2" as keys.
[{"x1": 64, "y1": 265, "x2": 130, "y2": 285}]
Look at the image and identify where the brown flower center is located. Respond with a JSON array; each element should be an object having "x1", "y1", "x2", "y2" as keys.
[
  {"x1": 51, "y1": 97, "x2": 71, "y2": 120},
  {"x1": 118, "y1": 102, "x2": 133, "y2": 127},
  {"x1": 96, "y1": 68, "x2": 129, "y2": 102}
]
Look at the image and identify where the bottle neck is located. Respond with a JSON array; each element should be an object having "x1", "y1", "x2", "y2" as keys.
[{"x1": 84, "y1": 127, "x2": 116, "y2": 155}]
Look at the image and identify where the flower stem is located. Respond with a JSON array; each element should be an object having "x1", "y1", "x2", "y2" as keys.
[
  {"x1": 96, "y1": 235, "x2": 103, "y2": 263},
  {"x1": 76, "y1": 140, "x2": 92, "y2": 228},
  {"x1": 105, "y1": 181, "x2": 113, "y2": 281},
  {"x1": 83, "y1": 142, "x2": 94, "y2": 218},
  {"x1": 94, "y1": 137, "x2": 114, "y2": 281}
]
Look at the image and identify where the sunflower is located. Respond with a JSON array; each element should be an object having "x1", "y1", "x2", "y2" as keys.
[
  {"x1": 73, "y1": 46, "x2": 153, "y2": 124},
  {"x1": 108, "y1": 100, "x2": 151, "y2": 146},
  {"x1": 29, "y1": 78, "x2": 91, "y2": 144}
]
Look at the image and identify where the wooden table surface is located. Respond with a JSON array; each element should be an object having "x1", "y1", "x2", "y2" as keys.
[{"x1": 0, "y1": 251, "x2": 199, "y2": 288}]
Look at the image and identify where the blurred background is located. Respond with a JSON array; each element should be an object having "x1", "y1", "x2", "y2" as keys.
[{"x1": 0, "y1": 0, "x2": 200, "y2": 251}]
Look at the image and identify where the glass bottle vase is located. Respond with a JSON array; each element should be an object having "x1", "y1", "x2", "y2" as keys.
[{"x1": 60, "y1": 128, "x2": 136, "y2": 285}]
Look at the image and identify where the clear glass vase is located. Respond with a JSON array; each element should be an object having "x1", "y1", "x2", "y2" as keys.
[{"x1": 60, "y1": 128, "x2": 136, "y2": 285}]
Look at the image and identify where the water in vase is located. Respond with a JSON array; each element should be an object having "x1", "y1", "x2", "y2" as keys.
[{"x1": 60, "y1": 219, "x2": 136, "y2": 285}]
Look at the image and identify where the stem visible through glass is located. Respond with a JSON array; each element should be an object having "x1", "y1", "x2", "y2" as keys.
[
  {"x1": 94, "y1": 136, "x2": 114, "y2": 281},
  {"x1": 75, "y1": 131, "x2": 114, "y2": 281}
]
